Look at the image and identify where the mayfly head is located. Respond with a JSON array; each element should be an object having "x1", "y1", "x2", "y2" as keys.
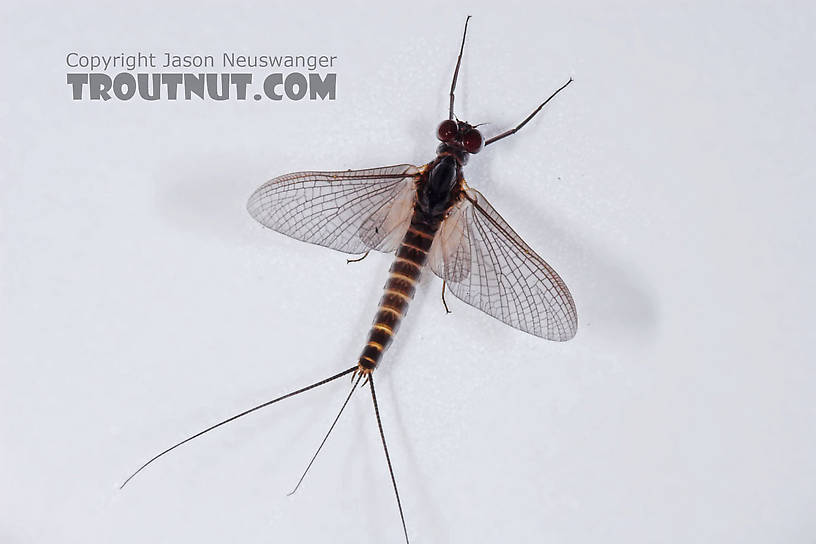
[{"x1": 436, "y1": 119, "x2": 484, "y2": 154}]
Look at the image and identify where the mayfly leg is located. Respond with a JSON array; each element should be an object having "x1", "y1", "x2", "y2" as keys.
[
  {"x1": 120, "y1": 366, "x2": 357, "y2": 489},
  {"x1": 483, "y1": 77, "x2": 574, "y2": 146},
  {"x1": 347, "y1": 251, "x2": 370, "y2": 264},
  {"x1": 441, "y1": 279, "x2": 452, "y2": 314},
  {"x1": 449, "y1": 15, "x2": 472, "y2": 120}
]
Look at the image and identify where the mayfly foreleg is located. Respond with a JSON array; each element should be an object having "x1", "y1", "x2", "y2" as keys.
[
  {"x1": 448, "y1": 15, "x2": 472, "y2": 120},
  {"x1": 483, "y1": 77, "x2": 574, "y2": 146}
]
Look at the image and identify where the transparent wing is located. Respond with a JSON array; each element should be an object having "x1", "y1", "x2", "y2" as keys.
[
  {"x1": 247, "y1": 164, "x2": 419, "y2": 254},
  {"x1": 429, "y1": 187, "x2": 577, "y2": 341}
]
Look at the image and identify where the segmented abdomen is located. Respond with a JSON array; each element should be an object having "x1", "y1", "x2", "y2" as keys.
[{"x1": 358, "y1": 212, "x2": 441, "y2": 370}]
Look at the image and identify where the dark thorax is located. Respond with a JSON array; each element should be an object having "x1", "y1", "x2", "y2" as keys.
[{"x1": 416, "y1": 149, "x2": 466, "y2": 220}]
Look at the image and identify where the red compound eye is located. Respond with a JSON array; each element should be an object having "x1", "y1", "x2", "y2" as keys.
[
  {"x1": 437, "y1": 120, "x2": 458, "y2": 142},
  {"x1": 462, "y1": 128, "x2": 484, "y2": 154}
]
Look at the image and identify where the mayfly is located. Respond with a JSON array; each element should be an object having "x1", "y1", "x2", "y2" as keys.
[{"x1": 122, "y1": 17, "x2": 577, "y2": 543}]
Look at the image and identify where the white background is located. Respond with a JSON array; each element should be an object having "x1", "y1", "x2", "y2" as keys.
[{"x1": 2, "y1": 1, "x2": 815, "y2": 543}]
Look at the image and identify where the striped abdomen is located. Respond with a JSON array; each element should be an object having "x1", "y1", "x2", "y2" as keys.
[{"x1": 358, "y1": 212, "x2": 442, "y2": 371}]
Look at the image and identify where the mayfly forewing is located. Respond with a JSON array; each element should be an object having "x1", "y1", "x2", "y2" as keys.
[
  {"x1": 358, "y1": 166, "x2": 418, "y2": 252},
  {"x1": 429, "y1": 199, "x2": 472, "y2": 282},
  {"x1": 247, "y1": 164, "x2": 419, "y2": 254},
  {"x1": 430, "y1": 187, "x2": 578, "y2": 341}
]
